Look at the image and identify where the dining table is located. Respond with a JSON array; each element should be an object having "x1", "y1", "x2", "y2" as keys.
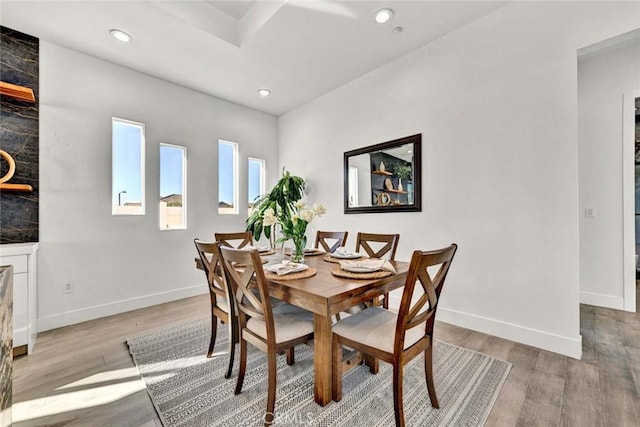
[
  {"x1": 263, "y1": 248, "x2": 412, "y2": 406},
  {"x1": 196, "y1": 248, "x2": 409, "y2": 406}
]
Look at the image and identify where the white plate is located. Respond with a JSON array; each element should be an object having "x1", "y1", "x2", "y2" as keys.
[
  {"x1": 341, "y1": 265, "x2": 379, "y2": 273},
  {"x1": 265, "y1": 263, "x2": 308, "y2": 274},
  {"x1": 332, "y1": 252, "x2": 362, "y2": 259},
  {"x1": 258, "y1": 246, "x2": 271, "y2": 253}
]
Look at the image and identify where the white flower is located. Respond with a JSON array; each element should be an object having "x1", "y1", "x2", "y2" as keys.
[
  {"x1": 299, "y1": 209, "x2": 314, "y2": 223},
  {"x1": 294, "y1": 201, "x2": 306, "y2": 209},
  {"x1": 262, "y1": 208, "x2": 277, "y2": 226},
  {"x1": 292, "y1": 214, "x2": 299, "y2": 225},
  {"x1": 312, "y1": 203, "x2": 327, "y2": 216}
]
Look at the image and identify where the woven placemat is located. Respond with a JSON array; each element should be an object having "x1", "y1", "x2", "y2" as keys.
[
  {"x1": 285, "y1": 249, "x2": 326, "y2": 257},
  {"x1": 331, "y1": 267, "x2": 393, "y2": 280},
  {"x1": 258, "y1": 249, "x2": 276, "y2": 256},
  {"x1": 323, "y1": 254, "x2": 366, "y2": 264},
  {"x1": 232, "y1": 258, "x2": 268, "y2": 268},
  {"x1": 265, "y1": 267, "x2": 317, "y2": 281}
]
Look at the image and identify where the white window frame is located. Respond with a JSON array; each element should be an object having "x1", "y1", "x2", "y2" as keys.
[
  {"x1": 218, "y1": 139, "x2": 239, "y2": 215},
  {"x1": 112, "y1": 117, "x2": 145, "y2": 216},
  {"x1": 159, "y1": 143, "x2": 187, "y2": 230}
]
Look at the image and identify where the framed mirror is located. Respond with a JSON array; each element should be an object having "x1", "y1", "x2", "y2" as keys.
[{"x1": 344, "y1": 134, "x2": 421, "y2": 214}]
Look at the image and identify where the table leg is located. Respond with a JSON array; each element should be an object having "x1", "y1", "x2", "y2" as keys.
[{"x1": 313, "y1": 313, "x2": 333, "y2": 406}]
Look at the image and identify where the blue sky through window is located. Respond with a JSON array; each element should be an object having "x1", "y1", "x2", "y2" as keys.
[
  {"x1": 248, "y1": 158, "x2": 264, "y2": 204},
  {"x1": 160, "y1": 145, "x2": 184, "y2": 197},
  {"x1": 218, "y1": 141, "x2": 236, "y2": 207},
  {"x1": 112, "y1": 120, "x2": 143, "y2": 208}
]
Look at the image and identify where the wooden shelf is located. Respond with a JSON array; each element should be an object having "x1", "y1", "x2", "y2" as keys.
[
  {"x1": 372, "y1": 170, "x2": 392, "y2": 176},
  {"x1": 377, "y1": 188, "x2": 407, "y2": 194},
  {"x1": 0, "y1": 81, "x2": 36, "y2": 103}
]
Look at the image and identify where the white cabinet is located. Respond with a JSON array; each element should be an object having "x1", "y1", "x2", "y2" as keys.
[{"x1": 0, "y1": 243, "x2": 39, "y2": 354}]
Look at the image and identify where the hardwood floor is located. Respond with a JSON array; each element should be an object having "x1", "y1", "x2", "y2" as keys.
[{"x1": 11, "y1": 295, "x2": 640, "y2": 426}]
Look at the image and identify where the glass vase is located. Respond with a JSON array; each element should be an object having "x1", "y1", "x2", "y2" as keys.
[{"x1": 291, "y1": 235, "x2": 307, "y2": 264}]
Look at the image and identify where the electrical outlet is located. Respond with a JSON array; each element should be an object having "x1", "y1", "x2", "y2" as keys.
[{"x1": 64, "y1": 282, "x2": 73, "y2": 293}]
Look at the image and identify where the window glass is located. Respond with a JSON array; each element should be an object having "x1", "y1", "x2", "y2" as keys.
[
  {"x1": 218, "y1": 140, "x2": 238, "y2": 214},
  {"x1": 248, "y1": 158, "x2": 265, "y2": 215},
  {"x1": 112, "y1": 118, "x2": 145, "y2": 215},
  {"x1": 160, "y1": 143, "x2": 187, "y2": 230}
]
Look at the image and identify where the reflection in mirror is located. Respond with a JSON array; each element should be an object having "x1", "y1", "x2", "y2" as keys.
[{"x1": 344, "y1": 134, "x2": 421, "y2": 214}]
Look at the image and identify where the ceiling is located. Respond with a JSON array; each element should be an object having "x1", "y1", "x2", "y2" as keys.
[{"x1": 1, "y1": 1, "x2": 507, "y2": 116}]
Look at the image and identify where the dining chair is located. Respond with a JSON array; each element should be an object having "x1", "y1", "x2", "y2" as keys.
[
  {"x1": 314, "y1": 230, "x2": 348, "y2": 253},
  {"x1": 355, "y1": 232, "x2": 400, "y2": 309},
  {"x1": 218, "y1": 245, "x2": 315, "y2": 426},
  {"x1": 331, "y1": 244, "x2": 458, "y2": 427},
  {"x1": 215, "y1": 231, "x2": 254, "y2": 249},
  {"x1": 193, "y1": 239, "x2": 237, "y2": 379}
]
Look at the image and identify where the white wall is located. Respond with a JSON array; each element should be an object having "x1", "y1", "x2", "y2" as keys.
[
  {"x1": 578, "y1": 37, "x2": 640, "y2": 310},
  {"x1": 279, "y1": 2, "x2": 640, "y2": 358},
  {"x1": 38, "y1": 42, "x2": 278, "y2": 331}
]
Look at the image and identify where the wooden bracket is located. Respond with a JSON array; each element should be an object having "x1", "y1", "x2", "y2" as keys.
[
  {"x1": 0, "y1": 150, "x2": 33, "y2": 192},
  {"x1": 0, "y1": 81, "x2": 36, "y2": 103}
]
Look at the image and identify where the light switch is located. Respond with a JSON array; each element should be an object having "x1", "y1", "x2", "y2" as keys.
[{"x1": 585, "y1": 207, "x2": 597, "y2": 218}]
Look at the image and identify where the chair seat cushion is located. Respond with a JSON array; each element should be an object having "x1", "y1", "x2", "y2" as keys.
[
  {"x1": 332, "y1": 307, "x2": 425, "y2": 354},
  {"x1": 246, "y1": 303, "x2": 314, "y2": 344}
]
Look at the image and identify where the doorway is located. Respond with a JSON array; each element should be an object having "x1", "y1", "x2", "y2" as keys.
[
  {"x1": 624, "y1": 91, "x2": 640, "y2": 312},
  {"x1": 635, "y1": 97, "x2": 640, "y2": 312}
]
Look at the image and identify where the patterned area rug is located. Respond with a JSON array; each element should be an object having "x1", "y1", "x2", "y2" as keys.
[{"x1": 127, "y1": 319, "x2": 511, "y2": 427}]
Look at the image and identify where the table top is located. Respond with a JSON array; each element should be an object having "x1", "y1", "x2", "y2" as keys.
[{"x1": 261, "y1": 250, "x2": 409, "y2": 317}]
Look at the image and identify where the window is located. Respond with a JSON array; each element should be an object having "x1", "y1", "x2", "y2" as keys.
[
  {"x1": 248, "y1": 157, "x2": 266, "y2": 215},
  {"x1": 112, "y1": 118, "x2": 145, "y2": 215},
  {"x1": 159, "y1": 143, "x2": 187, "y2": 230},
  {"x1": 218, "y1": 140, "x2": 238, "y2": 214}
]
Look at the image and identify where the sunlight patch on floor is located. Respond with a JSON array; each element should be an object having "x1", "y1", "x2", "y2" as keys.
[
  {"x1": 13, "y1": 374, "x2": 146, "y2": 422},
  {"x1": 55, "y1": 367, "x2": 140, "y2": 390}
]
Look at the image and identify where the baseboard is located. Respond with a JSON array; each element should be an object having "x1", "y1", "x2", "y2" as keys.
[
  {"x1": 37, "y1": 284, "x2": 208, "y2": 332},
  {"x1": 13, "y1": 327, "x2": 28, "y2": 347},
  {"x1": 435, "y1": 307, "x2": 582, "y2": 359},
  {"x1": 579, "y1": 291, "x2": 624, "y2": 310}
]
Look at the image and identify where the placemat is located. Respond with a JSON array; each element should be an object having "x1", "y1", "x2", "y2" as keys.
[
  {"x1": 331, "y1": 267, "x2": 393, "y2": 279},
  {"x1": 232, "y1": 257, "x2": 269, "y2": 268},
  {"x1": 258, "y1": 249, "x2": 276, "y2": 256},
  {"x1": 323, "y1": 254, "x2": 366, "y2": 264},
  {"x1": 265, "y1": 267, "x2": 317, "y2": 281},
  {"x1": 285, "y1": 249, "x2": 325, "y2": 257}
]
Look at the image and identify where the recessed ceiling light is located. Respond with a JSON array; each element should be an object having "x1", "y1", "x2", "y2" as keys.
[
  {"x1": 109, "y1": 29, "x2": 132, "y2": 43},
  {"x1": 392, "y1": 26, "x2": 404, "y2": 35},
  {"x1": 374, "y1": 8, "x2": 393, "y2": 24},
  {"x1": 258, "y1": 88, "x2": 271, "y2": 97}
]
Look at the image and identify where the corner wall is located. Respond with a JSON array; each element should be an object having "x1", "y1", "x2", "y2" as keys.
[
  {"x1": 279, "y1": 1, "x2": 640, "y2": 358},
  {"x1": 38, "y1": 42, "x2": 278, "y2": 331}
]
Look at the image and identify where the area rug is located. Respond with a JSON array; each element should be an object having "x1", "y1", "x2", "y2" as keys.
[{"x1": 127, "y1": 318, "x2": 511, "y2": 427}]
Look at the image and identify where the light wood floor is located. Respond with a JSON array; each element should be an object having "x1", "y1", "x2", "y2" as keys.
[{"x1": 11, "y1": 295, "x2": 640, "y2": 426}]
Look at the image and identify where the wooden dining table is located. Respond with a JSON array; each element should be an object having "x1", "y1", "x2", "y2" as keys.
[
  {"x1": 195, "y1": 249, "x2": 409, "y2": 406},
  {"x1": 261, "y1": 250, "x2": 409, "y2": 406}
]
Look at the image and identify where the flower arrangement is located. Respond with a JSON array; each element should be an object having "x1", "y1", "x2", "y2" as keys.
[
  {"x1": 263, "y1": 201, "x2": 326, "y2": 263},
  {"x1": 246, "y1": 169, "x2": 305, "y2": 244}
]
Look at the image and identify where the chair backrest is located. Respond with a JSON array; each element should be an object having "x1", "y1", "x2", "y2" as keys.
[
  {"x1": 194, "y1": 239, "x2": 231, "y2": 309},
  {"x1": 215, "y1": 231, "x2": 254, "y2": 249},
  {"x1": 218, "y1": 246, "x2": 276, "y2": 344},
  {"x1": 314, "y1": 230, "x2": 348, "y2": 253},
  {"x1": 395, "y1": 244, "x2": 458, "y2": 351},
  {"x1": 355, "y1": 232, "x2": 400, "y2": 260}
]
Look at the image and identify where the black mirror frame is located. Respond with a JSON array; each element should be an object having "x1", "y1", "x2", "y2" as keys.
[{"x1": 344, "y1": 133, "x2": 422, "y2": 214}]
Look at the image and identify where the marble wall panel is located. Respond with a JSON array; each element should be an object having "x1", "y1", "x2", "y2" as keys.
[
  {"x1": 0, "y1": 266, "x2": 12, "y2": 425},
  {"x1": 0, "y1": 26, "x2": 39, "y2": 243}
]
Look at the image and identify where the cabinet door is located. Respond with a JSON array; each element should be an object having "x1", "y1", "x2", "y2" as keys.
[{"x1": 12, "y1": 272, "x2": 28, "y2": 347}]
